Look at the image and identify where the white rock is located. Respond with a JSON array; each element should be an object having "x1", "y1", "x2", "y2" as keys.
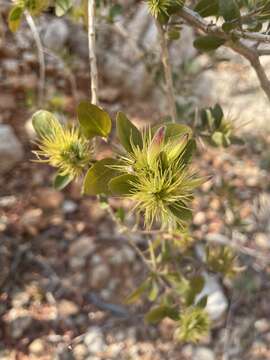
[
  {"x1": 0, "y1": 125, "x2": 24, "y2": 174},
  {"x1": 193, "y1": 347, "x2": 215, "y2": 360},
  {"x1": 196, "y1": 272, "x2": 228, "y2": 322},
  {"x1": 43, "y1": 19, "x2": 70, "y2": 52},
  {"x1": 84, "y1": 326, "x2": 106, "y2": 354}
]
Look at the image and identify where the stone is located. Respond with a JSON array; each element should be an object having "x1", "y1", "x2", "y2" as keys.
[
  {"x1": 69, "y1": 236, "x2": 96, "y2": 259},
  {"x1": 21, "y1": 208, "x2": 43, "y2": 227},
  {"x1": 193, "y1": 212, "x2": 207, "y2": 226},
  {"x1": 255, "y1": 233, "x2": 270, "y2": 249},
  {"x1": 90, "y1": 264, "x2": 110, "y2": 288},
  {"x1": 63, "y1": 200, "x2": 78, "y2": 214},
  {"x1": 38, "y1": 188, "x2": 64, "y2": 209},
  {"x1": 255, "y1": 318, "x2": 270, "y2": 333},
  {"x1": 84, "y1": 327, "x2": 106, "y2": 354},
  {"x1": 7, "y1": 309, "x2": 33, "y2": 339},
  {"x1": 29, "y1": 339, "x2": 45, "y2": 356},
  {"x1": 12, "y1": 291, "x2": 30, "y2": 308},
  {"x1": 196, "y1": 272, "x2": 228, "y2": 322},
  {"x1": 193, "y1": 347, "x2": 215, "y2": 360},
  {"x1": 43, "y1": 18, "x2": 70, "y2": 52},
  {"x1": 73, "y1": 344, "x2": 88, "y2": 360},
  {"x1": 0, "y1": 125, "x2": 24, "y2": 174},
  {"x1": 58, "y1": 300, "x2": 79, "y2": 317}
]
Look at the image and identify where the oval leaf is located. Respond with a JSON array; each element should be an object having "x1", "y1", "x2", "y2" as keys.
[
  {"x1": 145, "y1": 305, "x2": 179, "y2": 324},
  {"x1": 109, "y1": 174, "x2": 138, "y2": 196},
  {"x1": 77, "y1": 101, "x2": 111, "y2": 139},
  {"x1": 219, "y1": 0, "x2": 240, "y2": 21},
  {"x1": 8, "y1": 6, "x2": 24, "y2": 32},
  {"x1": 194, "y1": 35, "x2": 226, "y2": 52},
  {"x1": 83, "y1": 158, "x2": 120, "y2": 195},
  {"x1": 116, "y1": 112, "x2": 143, "y2": 153},
  {"x1": 194, "y1": 0, "x2": 219, "y2": 17},
  {"x1": 54, "y1": 173, "x2": 72, "y2": 190}
]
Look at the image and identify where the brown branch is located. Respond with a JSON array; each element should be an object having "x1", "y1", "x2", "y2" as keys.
[
  {"x1": 155, "y1": 20, "x2": 177, "y2": 123},
  {"x1": 178, "y1": 6, "x2": 270, "y2": 102}
]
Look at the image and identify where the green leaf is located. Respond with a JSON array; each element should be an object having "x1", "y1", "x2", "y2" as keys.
[
  {"x1": 182, "y1": 139, "x2": 197, "y2": 165},
  {"x1": 194, "y1": 35, "x2": 226, "y2": 52},
  {"x1": 125, "y1": 279, "x2": 150, "y2": 304},
  {"x1": 145, "y1": 305, "x2": 179, "y2": 324},
  {"x1": 108, "y1": 4, "x2": 123, "y2": 22},
  {"x1": 211, "y1": 103, "x2": 224, "y2": 129},
  {"x1": 82, "y1": 158, "x2": 120, "y2": 195},
  {"x1": 148, "y1": 280, "x2": 159, "y2": 302},
  {"x1": 116, "y1": 112, "x2": 143, "y2": 153},
  {"x1": 54, "y1": 173, "x2": 72, "y2": 190},
  {"x1": 116, "y1": 207, "x2": 125, "y2": 222},
  {"x1": 194, "y1": 0, "x2": 219, "y2": 17},
  {"x1": 32, "y1": 110, "x2": 58, "y2": 137},
  {"x1": 77, "y1": 101, "x2": 112, "y2": 139},
  {"x1": 197, "y1": 295, "x2": 208, "y2": 309},
  {"x1": 219, "y1": 0, "x2": 240, "y2": 21},
  {"x1": 168, "y1": 28, "x2": 181, "y2": 40},
  {"x1": 109, "y1": 174, "x2": 138, "y2": 196},
  {"x1": 185, "y1": 275, "x2": 205, "y2": 306},
  {"x1": 8, "y1": 6, "x2": 24, "y2": 32},
  {"x1": 55, "y1": 0, "x2": 72, "y2": 16},
  {"x1": 169, "y1": 203, "x2": 192, "y2": 221},
  {"x1": 211, "y1": 131, "x2": 224, "y2": 146}
]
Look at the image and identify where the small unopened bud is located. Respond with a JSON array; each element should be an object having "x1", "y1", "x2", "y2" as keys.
[
  {"x1": 148, "y1": 126, "x2": 166, "y2": 165},
  {"x1": 168, "y1": 132, "x2": 190, "y2": 162}
]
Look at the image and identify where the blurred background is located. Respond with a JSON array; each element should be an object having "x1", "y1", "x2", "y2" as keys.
[{"x1": 0, "y1": 0, "x2": 270, "y2": 359}]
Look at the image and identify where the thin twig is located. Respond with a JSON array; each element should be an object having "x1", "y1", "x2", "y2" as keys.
[
  {"x1": 88, "y1": 0, "x2": 99, "y2": 105},
  {"x1": 25, "y1": 12, "x2": 45, "y2": 106},
  {"x1": 178, "y1": 5, "x2": 270, "y2": 102},
  {"x1": 155, "y1": 19, "x2": 177, "y2": 123}
]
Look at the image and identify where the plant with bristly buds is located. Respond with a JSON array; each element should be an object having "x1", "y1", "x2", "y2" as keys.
[
  {"x1": 6, "y1": 0, "x2": 256, "y2": 346},
  {"x1": 32, "y1": 110, "x2": 93, "y2": 186}
]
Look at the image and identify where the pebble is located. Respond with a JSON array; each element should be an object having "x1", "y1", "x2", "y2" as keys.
[
  {"x1": 58, "y1": 300, "x2": 79, "y2": 317},
  {"x1": 255, "y1": 318, "x2": 270, "y2": 333},
  {"x1": 196, "y1": 272, "x2": 228, "y2": 322},
  {"x1": 38, "y1": 188, "x2": 64, "y2": 209},
  {"x1": 12, "y1": 291, "x2": 30, "y2": 308},
  {"x1": 254, "y1": 233, "x2": 270, "y2": 249},
  {"x1": 7, "y1": 309, "x2": 33, "y2": 339},
  {"x1": 63, "y1": 200, "x2": 78, "y2": 214},
  {"x1": 73, "y1": 344, "x2": 88, "y2": 359},
  {"x1": 69, "y1": 236, "x2": 96, "y2": 259},
  {"x1": 193, "y1": 347, "x2": 215, "y2": 360},
  {"x1": 84, "y1": 326, "x2": 106, "y2": 354},
  {"x1": 21, "y1": 208, "x2": 43, "y2": 227},
  {"x1": 0, "y1": 125, "x2": 24, "y2": 174},
  {"x1": 29, "y1": 339, "x2": 45, "y2": 356},
  {"x1": 193, "y1": 211, "x2": 206, "y2": 226},
  {"x1": 90, "y1": 264, "x2": 110, "y2": 288}
]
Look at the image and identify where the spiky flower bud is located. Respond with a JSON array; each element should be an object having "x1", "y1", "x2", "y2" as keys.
[
  {"x1": 174, "y1": 306, "x2": 210, "y2": 343},
  {"x1": 147, "y1": 0, "x2": 184, "y2": 18},
  {"x1": 32, "y1": 113, "x2": 92, "y2": 179},
  {"x1": 112, "y1": 125, "x2": 202, "y2": 230}
]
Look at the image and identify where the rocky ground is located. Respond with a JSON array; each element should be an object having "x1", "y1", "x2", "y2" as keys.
[{"x1": 1, "y1": 2, "x2": 270, "y2": 360}]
